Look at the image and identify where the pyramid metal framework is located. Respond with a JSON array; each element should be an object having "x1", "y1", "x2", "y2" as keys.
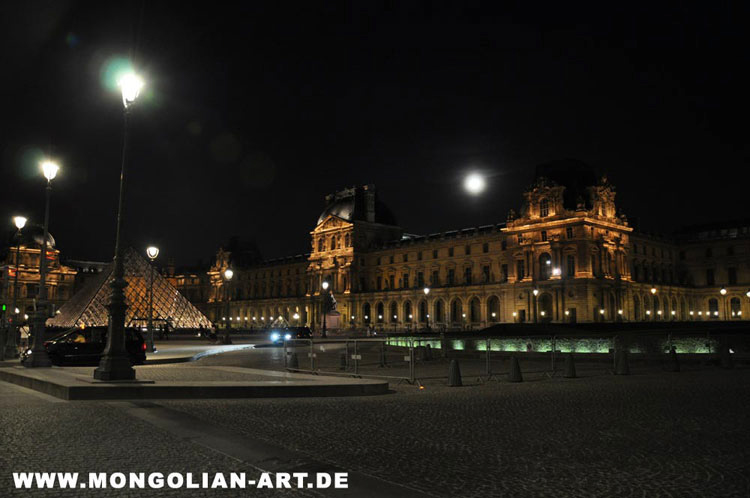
[{"x1": 48, "y1": 248, "x2": 212, "y2": 329}]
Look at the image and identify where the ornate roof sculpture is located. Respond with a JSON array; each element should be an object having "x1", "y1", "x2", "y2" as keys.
[{"x1": 48, "y1": 247, "x2": 212, "y2": 329}]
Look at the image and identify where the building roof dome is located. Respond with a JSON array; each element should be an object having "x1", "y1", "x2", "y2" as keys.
[
  {"x1": 533, "y1": 158, "x2": 599, "y2": 210},
  {"x1": 317, "y1": 185, "x2": 398, "y2": 226},
  {"x1": 14, "y1": 224, "x2": 56, "y2": 249}
]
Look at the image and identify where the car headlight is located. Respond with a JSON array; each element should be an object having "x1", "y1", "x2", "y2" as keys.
[
  {"x1": 270, "y1": 332, "x2": 280, "y2": 341},
  {"x1": 284, "y1": 333, "x2": 292, "y2": 340}
]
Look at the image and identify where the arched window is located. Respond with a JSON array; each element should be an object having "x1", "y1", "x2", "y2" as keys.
[
  {"x1": 633, "y1": 295, "x2": 641, "y2": 321},
  {"x1": 376, "y1": 302, "x2": 384, "y2": 322},
  {"x1": 708, "y1": 298, "x2": 719, "y2": 319},
  {"x1": 390, "y1": 302, "x2": 398, "y2": 323},
  {"x1": 434, "y1": 300, "x2": 445, "y2": 323},
  {"x1": 330, "y1": 237, "x2": 337, "y2": 251},
  {"x1": 469, "y1": 297, "x2": 481, "y2": 322},
  {"x1": 450, "y1": 299, "x2": 462, "y2": 323},
  {"x1": 487, "y1": 296, "x2": 500, "y2": 322},
  {"x1": 730, "y1": 297, "x2": 741, "y2": 319},
  {"x1": 363, "y1": 303, "x2": 371, "y2": 323},
  {"x1": 418, "y1": 300, "x2": 428, "y2": 322},
  {"x1": 403, "y1": 301, "x2": 412, "y2": 322},
  {"x1": 540, "y1": 198, "x2": 549, "y2": 217},
  {"x1": 539, "y1": 253, "x2": 552, "y2": 280}
]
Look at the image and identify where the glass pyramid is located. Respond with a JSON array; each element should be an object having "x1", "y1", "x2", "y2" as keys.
[{"x1": 48, "y1": 248, "x2": 212, "y2": 329}]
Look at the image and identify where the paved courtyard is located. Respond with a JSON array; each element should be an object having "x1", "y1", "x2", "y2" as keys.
[{"x1": 1, "y1": 345, "x2": 748, "y2": 497}]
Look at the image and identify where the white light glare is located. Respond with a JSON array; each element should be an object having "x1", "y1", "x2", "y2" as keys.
[{"x1": 464, "y1": 173, "x2": 486, "y2": 195}]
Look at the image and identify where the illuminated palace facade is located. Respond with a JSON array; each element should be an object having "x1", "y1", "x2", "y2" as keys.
[
  {"x1": 194, "y1": 163, "x2": 750, "y2": 330},
  {"x1": 0, "y1": 227, "x2": 77, "y2": 323}
]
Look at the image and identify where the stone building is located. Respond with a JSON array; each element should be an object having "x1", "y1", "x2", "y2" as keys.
[
  {"x1": 0, "y1": 226, "x2": 77, "y2": 324},
  {"x1": 185, "y1": 162, "x2": 750, "y2": 331}
]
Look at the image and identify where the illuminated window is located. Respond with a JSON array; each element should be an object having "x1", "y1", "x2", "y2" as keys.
[{"x1": 540, "y1": 198, "x2": 549, "y2": 217}]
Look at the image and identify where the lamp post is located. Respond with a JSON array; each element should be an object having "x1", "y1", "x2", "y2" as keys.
[
  {"x1": 321, "y1": 280, "x2": 329, "y2": 338},
  {"x1": 24, "y1": 161, "x2": 59, "y2": 368},
  {"x1": 3, "y1": 216, "x2": 26, "y2": 359},
  {"x1": 423, "y1": 287, "x2": 430, "y2": 331},
  {"x1": 94, "y1": 72, "x2": 143, "y2": 381},
  {"x1": 532, "y1": 288, "x2": 539, "y2": 324},
  {"x1": 145, "y1": 246, "x2": 159, "y2": 353},
  {"x1": 222, "y1": 268, "x2": 233, "y2": 345}
]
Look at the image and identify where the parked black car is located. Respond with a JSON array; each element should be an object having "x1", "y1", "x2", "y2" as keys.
[
  {"x1": 269, "y1": 326, "x2": 313, "y2": 345},
  {"x1": 21, "y1": 327, "x2": 147, "y2": 366}
]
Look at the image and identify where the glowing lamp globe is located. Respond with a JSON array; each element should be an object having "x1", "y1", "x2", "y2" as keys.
[
  {"x1": 223, "y1": 268, "x2": 234, "y2": 281},
  {"x1": 13, "y1": 216, "x2": 27, "y2": 230},
  {"x1": 41, "y1": 160, "x2": 59, "y2": 181},
  {"x1": 119, "y1": 73, "x2": 144, "y2": 108},
  {"x1": 146, "y1": 246, "x2": 159, "y2": 260}
]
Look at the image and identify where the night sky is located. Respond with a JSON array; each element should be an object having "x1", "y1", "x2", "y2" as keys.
[{"x1": 1, "y1": 1, "x2": 747, "y2": 268}]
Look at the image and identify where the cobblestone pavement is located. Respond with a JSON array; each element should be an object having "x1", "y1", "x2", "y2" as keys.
[
  {"x1": 3, "y1": 345, "x2": 750, "y2": 497},
  {"x1": 165, "y1": 348, "x2": 750, "y2": 497},
  {"x1": 0, "y1": 382, "x2": 314, "y2": 498}
]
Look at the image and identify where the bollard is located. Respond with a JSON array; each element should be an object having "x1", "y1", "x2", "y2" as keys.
[
  {"x1": 508, "y1": 355, "x2": 523, "y2": 383},
  {"x1": 614, "y1": 349, "x2": 630, "y2": 375},
  {"x1": 379, "y1": 342, "x2": 387, "y2": 367},
  {"x1": 425, "y1": 344, "x2": 433, "y2": 361},
  {"x1": 719, "y1": 342, "x2": 734, "y2": 370},
  {"x1": 667, "y1": 346, "x2": 680, "y2": 372},
  {"x1": 564, "y1": 353, "x2": 577, "y2": 378},
  {"x1": 288, "y1": 352, "x2": 299, "y2": 369},
  {"x1": 448, "y1": 359, "x2": 462, "y2": 387},
  {"x1": 339, "y1": 352, "x2": 347, "y2": 370}
]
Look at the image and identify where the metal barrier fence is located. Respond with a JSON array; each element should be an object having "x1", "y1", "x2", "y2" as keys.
[{"x1": 281, "y1": 331, "x2": 747, "y2": 386}]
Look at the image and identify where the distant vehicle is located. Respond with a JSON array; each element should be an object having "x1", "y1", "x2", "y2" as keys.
[
  {"x1": 21, "y1": 327, "x2": 147, "y2": 366},
  {"x1": 269, "y1": 327, "x2": 312, "y2": 345}
]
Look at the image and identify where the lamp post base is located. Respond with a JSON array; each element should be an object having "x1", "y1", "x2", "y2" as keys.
[
  {"x1": 23, "y1": 350, "x2": 52, "y2": 368},
  {"x1": 94, "y1": 356, "x2": 135, "y2": 381},
  {"x1": 24, "y1": 309, "x2": 52, "y2": 368}
]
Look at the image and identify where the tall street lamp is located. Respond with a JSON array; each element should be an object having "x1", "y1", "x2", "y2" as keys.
[
  {"x1": 94, "y1": 72, "x2": 143, "y2": 381},
  {"x1": 321, "y1": 280, "x2": 329, "y2": 338},
  {"x1": 24, "y1": 160, "x2": 59, "y2": 368},
  {"x1": 423, "y1": 287, "x2": 430, "y2": 330},
  {"x1": 532, "y1": 288, "x2": 539, "y2": 324},
  {"x1": 222, "y1": 268, "x2": 233, "y2": 345},
  {"x1": 145, "y1": 246, "x2": 159, "y2": 353},
  {"x1": 3, "y1": 216, "x2": 26, "y2": 359}
]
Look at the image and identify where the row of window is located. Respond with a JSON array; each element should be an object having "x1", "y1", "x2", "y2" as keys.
[{"x1": 316, "y1": 233, "x2": 352, "y2": 252}]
